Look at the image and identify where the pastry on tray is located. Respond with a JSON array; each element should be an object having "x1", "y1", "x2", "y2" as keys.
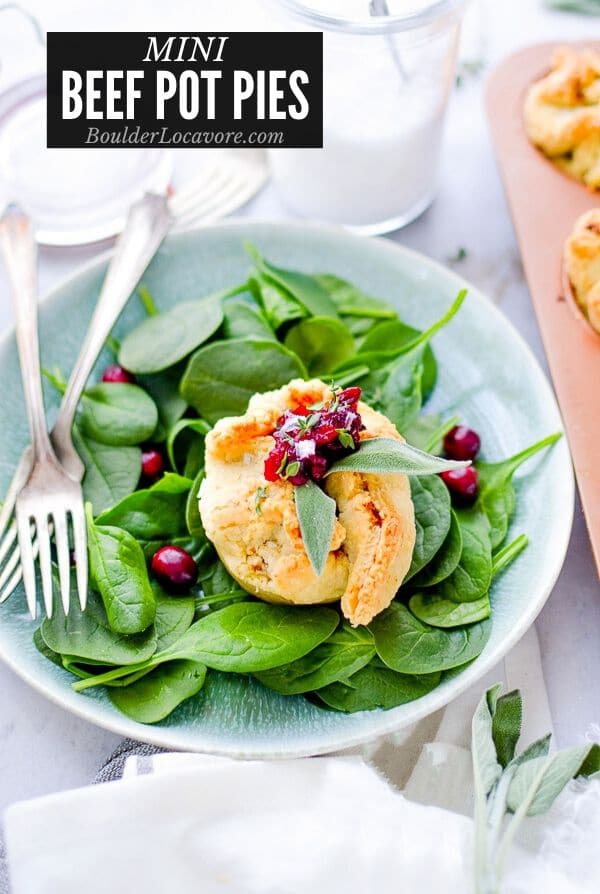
[
  {"x1": 524, "y1": 46, "x2": 600, "y2": 189},
  {"x1": 564, "y1": 208, "x2": 600, "y2": 333}
]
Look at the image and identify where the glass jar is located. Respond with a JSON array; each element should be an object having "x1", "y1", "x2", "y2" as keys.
[{"x1": 267, "y1": 0, "x2": 468, "y2": 234}]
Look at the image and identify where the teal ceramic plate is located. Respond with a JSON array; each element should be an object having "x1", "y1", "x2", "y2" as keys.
[{"x1": 0, "y1": 222, "x2": 574, "y2": 757}]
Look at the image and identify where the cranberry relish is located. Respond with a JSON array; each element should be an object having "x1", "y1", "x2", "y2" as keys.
[{"x1": 264, "y1": 387, "x2": 364, "y2": 486}]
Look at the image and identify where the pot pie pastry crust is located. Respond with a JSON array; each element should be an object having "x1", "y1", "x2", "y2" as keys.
[
  {"x1": 199, "y1": 379, "x2": 416, "y2": 627},
  {"x1": 564, "y1": 208, "x2": 600, "y2": 334},
  {"x1": 524, "y1": 46, "x2": 600, "y2": 188}
]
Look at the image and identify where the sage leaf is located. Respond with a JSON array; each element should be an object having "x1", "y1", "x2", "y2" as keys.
[
  {"x1": 325, "y1": 438, "x2": 469, "y2": 477},
  {"x1": 294, "y1": 480, "x2": 337, "y2": 577},
  {"x1": 118, "y1": 293, "x2": 225, "y2": 373},
  {"x1": 506, "y1": 745, "x2": 592, "y2": 816},
  {"x1": 472, "y1": 686, "x2": 503, "y2": 797},
  {"x1": 491, "y1": 689, "x2": 522, "y2": 768},
  {"x1": 86, "y1": 504, "x2": 156, "y2": 635},
  {"x1": 108, "y1": 660, "x2": 207, "y2": 723},
  {"x1": 370, "y1": 602, "x2": 491, "y2": 674},
  {"x1": 180, "y1": 337, "x2": 307, "y2": 424}
]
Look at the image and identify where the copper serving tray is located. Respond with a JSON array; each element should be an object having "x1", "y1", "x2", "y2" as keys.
[{"x1": 486, "y1": 42, "x2": 600, "y2": 577}]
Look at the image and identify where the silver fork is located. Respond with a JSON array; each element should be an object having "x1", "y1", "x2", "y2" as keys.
[
  {"x1": 0, "y1": 206, "x2": 87, "y2": 618},
  {"x1": 0, "y1": 193, "x2": 172, "y2": 615}
]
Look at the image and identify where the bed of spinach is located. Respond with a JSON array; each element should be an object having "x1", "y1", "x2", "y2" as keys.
[{"x1": 31, "y1": 245, "x2": 560, "y2": 723}]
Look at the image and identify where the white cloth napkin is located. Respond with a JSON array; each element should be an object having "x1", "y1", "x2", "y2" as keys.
[{"x1": 5, "y1": 627, "x2": 600, "y2": 894}]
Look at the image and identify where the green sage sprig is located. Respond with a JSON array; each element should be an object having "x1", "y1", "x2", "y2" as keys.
[{"x1": 472, "y1": 685, "x2": 600, "y2": 894}]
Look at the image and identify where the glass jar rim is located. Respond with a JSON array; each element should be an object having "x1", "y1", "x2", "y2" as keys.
[{"x1": 272, "y1": 0, "x2": 468, "y2": 34}]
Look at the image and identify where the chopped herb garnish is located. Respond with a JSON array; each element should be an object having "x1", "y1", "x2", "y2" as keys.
[
  {"x1": 255, "y1": 486, "x2": 268, "y2": 515},
  {"x1": 336, "y1": 429, "x2": 355, "y2": 449}
]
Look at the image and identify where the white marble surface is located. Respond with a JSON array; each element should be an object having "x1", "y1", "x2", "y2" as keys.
[{"x1": 0, "y1": 0, "x2": 599, "y2": 811}]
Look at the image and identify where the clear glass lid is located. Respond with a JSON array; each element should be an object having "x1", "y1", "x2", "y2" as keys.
[{"x1": 273, "y1": 0, "x2": 468, "y2": 33}]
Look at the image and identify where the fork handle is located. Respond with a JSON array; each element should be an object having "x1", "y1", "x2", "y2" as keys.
[
  {"x1": 0, "y1": 206, "x2": 55, "y2": 464},
  {"x1": 51, "y1": 192, "x2": 172, "y2": 477}
]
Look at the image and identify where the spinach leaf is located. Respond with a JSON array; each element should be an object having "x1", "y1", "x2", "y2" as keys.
[
  {"x1": 410, "y1": 509, "x2": 463, "y2": 588},
  {"x1": 185, "y1": 467, "x2": 206, "y2": 539},
  {"x1": 325, "y1": 438, "x2": 468, "y2": 477},
  {"x1": 118, "y1": 293, "x2": 225, "y2": 373},
  {"x1": 74, "y1": 427, "x2": 141, "y2": 515},
  {"x1": 405, "y1": 475, "x2": 452, "y2": 580},
  {"x1": 41, "y1": 589, "x2": 157, "y2": 665},
  {"x1": 79, "y1": 383, "x2": 158, "y2": 447},
  {"x1": 284, "y1": 316, "x2": 355, "y2": 375},
  {"x1": 407, "y1": 533, "x2": 527, "y2": 628},
  {"x1": 153, "y1": 585, "x2": 195, "y2": 651},
  {"x1": 408, "y1": 592, "x2": 491, "y2": 628},
  {"x1": 180, "y1": 338, "x2": 307, "y2": 424},
  {"x1": 294, "y1": 480, "x2": 337, "y2": 576},
  {"x1": 86, "y1": 505, "x2": 156, "y2": 634},
  {"x1": 435, "y1": 508, "x2": 492, "y2": 603},
  {"x1": 108, "y1": 660, "x2": 207, "y2": 723},
  {"x1": 316, "y1": 660, "x2": 441, "y2": 712},
  {"x1": 138, "y1": 365, "x2": 188, "y2": 436},
  {"x1": 255, "y1": 625, "x2": 375, "y2": 695},
  {"x1": 404, "y1": 414, "x2": 460, "y2": 455},
  {"x1": 476, "y1": 433, "x2": 561, "y2": 549},
  {"x1": 248, "y1": 274, "x2": 306, "y2": 330},
  {"x1": 166, "y1": 418, "x2": 209, "y2": 473},
  {"x1": 222, "y1": 293, "x2": 276, "y2": 340},
  {"x1": 246, "y1": 243, "x2": 339, "y2": 318},
  {"x1": 358, "y1": 319, "x2": 438, "y2": 399},
  {"x1": 33, "y1": 627, "x2": 63, "y2": 668},
  {"x1": 370, "y1": 602, "x2": 491, "y2": 674},
  {"x1": 96, "y1": 473, "x2": 193, "y2": 540},
  {"x1": 315, "y1": 274, "x2": 396, "y2": 321},
  {"x1": 73, "y1": 603, "x2": 340, "y2": 689},
  {"x1": 491, "y1": 534, "x2": 529, "y2": 577}
]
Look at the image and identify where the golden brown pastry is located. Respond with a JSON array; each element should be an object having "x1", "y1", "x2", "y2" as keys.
[
  {"x1": 564, "y1": 208, "x2": 600, "y2": 333},
  {"x1": 524, "y1": 46, "x2": 600, "y2": 188},
  {"x1": 199, "y1": 379, "x2": 416, "y2": 627}
]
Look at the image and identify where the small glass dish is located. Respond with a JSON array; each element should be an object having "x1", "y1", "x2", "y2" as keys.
[{"x1": 267, "y1": 0, "x2": 468, "y2": 234}]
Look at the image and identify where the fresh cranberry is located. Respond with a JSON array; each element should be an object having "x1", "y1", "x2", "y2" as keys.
[
  {"x1": 151, "y1": 546, "x2": 198, "y2": 593},
  {"x1": 263, "y1": 387, "x2": 364, "y2": 486},
  {"x1": 443, "y1": 425, "x2": 481, "y2": 462},
  {"x1": 440, "y1": 467, "x2": 479, "y2": 504},
  {"x1": 101, "y1": 363, "x2": 135, "y2": 384},
  {"x1": 141, "y1": 446, "x2": 164, "y2": 482}
]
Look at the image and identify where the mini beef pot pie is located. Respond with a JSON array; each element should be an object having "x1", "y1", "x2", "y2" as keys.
[
  {"x1": 524, "y1": 46, "x2": 600, "y2": 188},
  {"x1": 198, "y1": 379, "x2": 416, "y2": 627},
  {"x1": 564, "y1": 208, "x2": 600, "y2": 334}
]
